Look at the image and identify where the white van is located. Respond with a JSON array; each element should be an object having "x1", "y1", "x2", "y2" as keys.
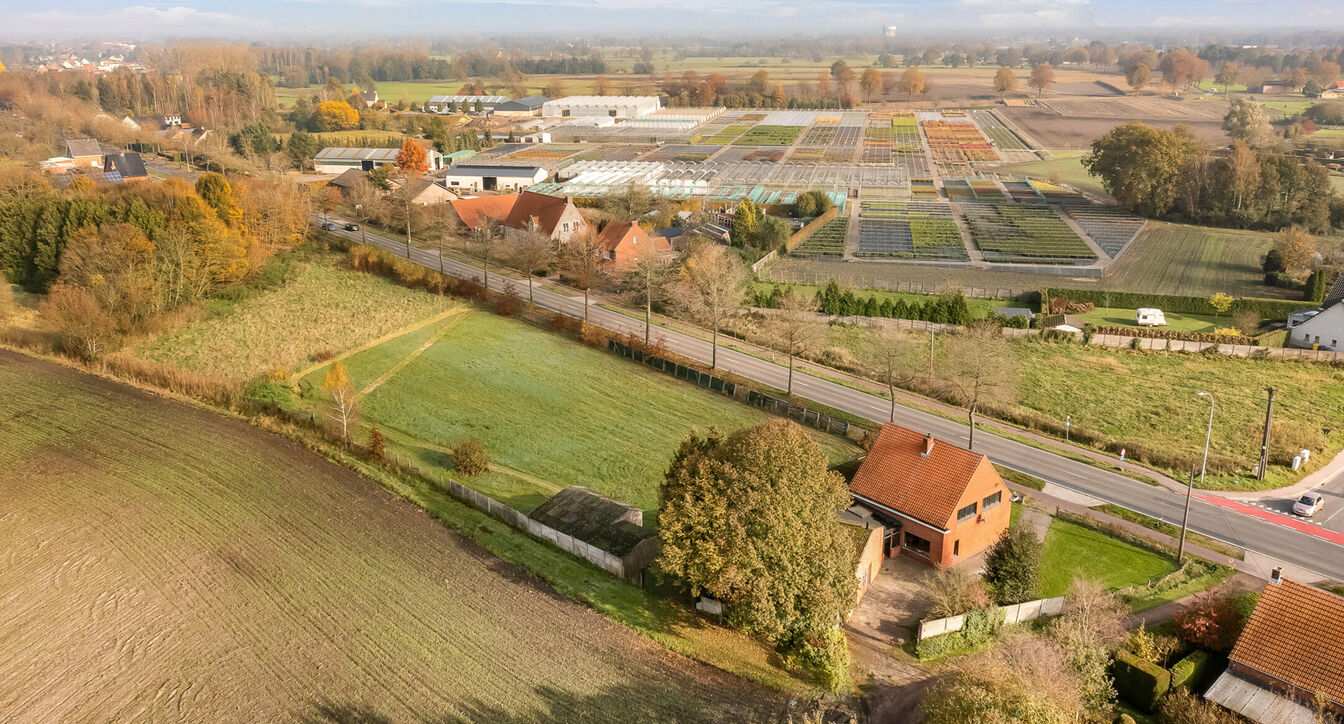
[{"x1": 1136, "y1": 308, "x2": 1167, "y2": 327}]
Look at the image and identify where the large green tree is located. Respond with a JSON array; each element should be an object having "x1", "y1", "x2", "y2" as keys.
[
  {"x1": 982, "y1": 526, "x2": 1042, "y2": 605},
  {"x1": 657, "y1": 419, "x2": 857, "y2": 687},
  {"x1": 1083, "y1": 122, "x2": 1198, "y2": 217}
]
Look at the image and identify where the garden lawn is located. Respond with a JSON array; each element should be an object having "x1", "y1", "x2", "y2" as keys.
[
  {"x1": 1037, "y1": 517, "x2": 1177, "y2": 598},
  {"x1": 300, "y1": 310, "x2": 861, "y2": 519},
  {"x1": 1074, "y1": 307, "x2": 1225, "y2": 333},
  {"x1": 133, "y1": 259, "x2": 452, "y2": 381}
]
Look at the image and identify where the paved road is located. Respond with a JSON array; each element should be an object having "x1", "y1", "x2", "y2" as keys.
[{"x1": 323, "y1": 219, "x2": 1344, "y2": 583}]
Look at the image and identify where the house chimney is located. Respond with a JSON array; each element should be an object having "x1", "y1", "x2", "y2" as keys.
[
  {"x1": 922, "y1": 433, "x2": 935, "y2": 456},
  {"x1": 1270, "y1": 566, "x2": 1283, "y2": 584}
]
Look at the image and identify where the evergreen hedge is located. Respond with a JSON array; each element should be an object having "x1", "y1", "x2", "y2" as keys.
[
  {"x1": 1112, "y1": 649, "x2": 1172, "y2": 712},
  {"x1": 1040, "y1": 287, "x2": 1304, "y2": 320}
]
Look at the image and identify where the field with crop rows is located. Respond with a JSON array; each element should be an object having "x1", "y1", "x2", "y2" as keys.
[
  {"x1": 0, "y1": 351, "x2": 785, "y2": 722},
  {"x1": 1101, "y1": 222, "x2": 1296, "y2": 298},
  {"x1": 962, "y1": 203, "x2": 1095, "y2": 263},
  {"x1": 297, "y1": 311, "x2": 860, "y2": 517},
  {"x1": 790, "y1": 218, "x2": 849, "y2": 258},
  {"x1": 734, "y1": 125, "x2": 803, "y2": 146},
  {"x1": 856, "y1": 201, "x2": 968, "y2": 260}
]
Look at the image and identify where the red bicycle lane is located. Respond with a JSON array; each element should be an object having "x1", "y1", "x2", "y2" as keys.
[{"x1": 1196, "y1": 494, "x2": 1344, "y2": 547}]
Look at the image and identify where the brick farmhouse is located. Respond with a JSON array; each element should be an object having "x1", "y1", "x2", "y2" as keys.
[{"x1": 847, "y1": 424, "x2": 1010, "y2": 567}]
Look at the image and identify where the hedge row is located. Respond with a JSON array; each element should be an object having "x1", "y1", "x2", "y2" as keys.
[
  {"x1": 1090, "y1": 325, "x2": 1258, "y2": 346},
  {"x1": 1040, "y1": 287, "x2": 1304, "y2": 320},
  {"x1": 1169, "y1": 649, "x2": 1218, "y2": 691},
  {"x1": 1113, "y1": 649, "x2": 1171, "y2": 713}
]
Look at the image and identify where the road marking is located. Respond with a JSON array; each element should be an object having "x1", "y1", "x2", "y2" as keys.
[{"x1": 1195, "y1": 495, "x2": 1344, "y2": 547}]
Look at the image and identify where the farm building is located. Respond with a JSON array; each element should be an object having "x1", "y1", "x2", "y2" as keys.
[
  {"x1": 314, "y1": 146, "x2": 444, "y2": 174},
  {"x1": 1205, "y1": 579, "x2": 1344, "y2": 723},
  {"x1": 542, "y1": 95, "x2": 661, "y2": 119},
  {"x1": 595, "y1": 220, "x2": 673, "y2": 271},
  {"x1": 64, "y1": 139, "x2": 103, "y2": 169},
  {"x1": 424, "y1": 95, "x2": 509, "y2": 113},
  {"x1": 1289, "y1": 275, "x2": 1344, "y2": 351},
  {"x1": 846, "y1": 424, "x2": 1010, "y2": 567},
  {"x1": 447, "y1": 190, "x2": 587, "y2": 243},
  {"x1": 394, "y1": 177, "x2": 457, "y2": 205},
  {"x1": 492, "y1": 96, "x2": 549, "y2": 118},
  {"x1": 437, "y1": 164, "x2": 547, "y2": 192},
  {"x1": 527, "y1": 486, "x2": 658, "y2": 583}
]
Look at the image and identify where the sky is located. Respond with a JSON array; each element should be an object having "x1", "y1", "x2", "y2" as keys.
[{"x1": 3, "y1": 0, "x2": 1344, "y2": 41}]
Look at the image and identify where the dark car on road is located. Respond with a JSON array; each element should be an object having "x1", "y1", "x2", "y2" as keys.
[
  {"x1": 343, "y1": 222, "x2": 360, "y2": 231},
  {"x1": 321, "y1": 221, "x2": 336, "y2": 230}
]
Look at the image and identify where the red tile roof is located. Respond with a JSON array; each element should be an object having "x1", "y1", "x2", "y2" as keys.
[
  {"x1": 596, "y1": 220, "x2": 644, "y2": 253},
  {"x1": 449, "y1": 194, "x2": 520, "y2": 230},
  {"x1": 1230, "y1": 579, "x2": 1344, "y2": 706},
  {"x1": 504, "y1": 190, "x2": 574, "y2": 236},
  {"x1": 848, "y1": 424, "x2": 993, "y2": 529}
]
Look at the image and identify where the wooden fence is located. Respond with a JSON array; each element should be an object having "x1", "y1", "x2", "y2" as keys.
[{"x1": 917, "y1": 596, "x2": 1067, "y2": 641}]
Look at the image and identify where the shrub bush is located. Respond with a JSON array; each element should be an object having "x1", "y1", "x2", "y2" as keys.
[
  {"x1": 915, "y1": 606, "x2": 1004, "y2": 661},
  {"x1": 1092, "y1": 325, "x2": 1257, "y2": 346},
  {"x1": 983, "y1": 526, "x2": 1043, "y2": 605},
  {"x1": 783, "y1": 626, "x2": 851, "y2": 693},
  {"x1": 1112, "y1": 649, "x2": 1171, "y2": 712},
  {"x1": 1168, "y1": 649, "x2": 1216, "y2": 691},
  {"x1": 1173, "y1": 589, "x2": 1258, "y2": 652},
  {"x1": 366, "y1": 426, "x2": 386, "y2": 462},
  {"x1": 452, "y1": 437, "x2": 489, "y2": 477}
]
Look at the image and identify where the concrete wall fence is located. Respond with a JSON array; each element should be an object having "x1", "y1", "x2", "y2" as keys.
[
  {"x1": 917, "y1": 596, "x2": 1066, "y2": 641},
  {"x1": 446, "y1": 480, "x2": 657, "y2": 582}
]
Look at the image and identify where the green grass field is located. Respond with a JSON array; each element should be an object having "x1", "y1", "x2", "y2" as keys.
[
  {"x1": 298, "y1": 310, "x2": 861, "y2": 518},
  {"x1": 0, "y1": 350, "x2": 787, "y2": 721},
  {"x1": 1261, "y1": 100, "x2": 1314, "y2": 117},
  {"x1": 818, "y1": 322, "x2": 1342, "y2": 489},
  {"x1": 1101, "y1": 221, "x2": 1295, "y2": 299},
  {"x1": 1037, "y1": 517, "x2": 1177, "y2": 597},
  {"x1": 133, "y1": 259, "x2": 452, "y2": 381}
]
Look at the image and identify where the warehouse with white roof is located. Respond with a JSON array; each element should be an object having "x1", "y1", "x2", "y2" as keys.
[
  {"x1": 541, "y1": 96, "x2": 661, "y2": 119},
  {"x1": 315, "y1": 146, "x2": 444, "y2": 174}
]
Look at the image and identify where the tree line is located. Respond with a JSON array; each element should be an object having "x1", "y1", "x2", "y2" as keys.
[
  {"x1": 1084, "y1": 121, "x2": 1342, "y2": 232},
  {"x1": 0, "y1": 169, "x2": 310, "y2": 357}
]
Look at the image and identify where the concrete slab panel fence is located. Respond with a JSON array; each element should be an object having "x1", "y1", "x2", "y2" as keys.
[
  {"x1": 448, "y1": 480, "x2": 648, "y2": 582},
  {"x1": 917, "y1": 596, "x2": 1066, "y2": 641}
]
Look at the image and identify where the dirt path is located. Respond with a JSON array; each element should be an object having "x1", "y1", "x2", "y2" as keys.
[
  {"x1": 357, "y1": 311, "x2": 469, "y2": 400},
  {"x1": 288, "y1": 306, "x2": 464, "y2": 387}
]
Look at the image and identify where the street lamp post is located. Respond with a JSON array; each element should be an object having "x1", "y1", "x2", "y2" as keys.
[
  {"x1": 1065, "y1": 414, "x2": 1071, "y2": 443},
  {"x1": 355, "y1": 205, "x2": 367, "y2": 246},
  {"x1": 1178, "y1": 391, "x2": 1215, "y2": 563}
]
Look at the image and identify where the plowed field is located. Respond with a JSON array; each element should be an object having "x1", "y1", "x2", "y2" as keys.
[{"x1": 0, "y1": 350, "x2": 782, "y2": 723}]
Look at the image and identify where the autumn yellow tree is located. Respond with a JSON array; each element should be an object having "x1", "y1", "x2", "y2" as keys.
[
  {"x1": 314, "y1": 101, "x2": 359, "y2": 131},
  {"x1": 1273, "y1": 226, "x2": 1317, "y2": 279},
  {"x1": 993, "y1": 67, "x2": 1018, "y2": 98},
  {"x1": 860, "y1": 68, "x2": 883, "y2": 101},
  {"x1": 394, "y1": 139, "x2": 429, "y2": 176},
  {"x1": 324, "y1": 361, "x2": 358, "y2": 443},
  {"x1": 896, "y1": 68, "x2": 928, "y2": 99}
]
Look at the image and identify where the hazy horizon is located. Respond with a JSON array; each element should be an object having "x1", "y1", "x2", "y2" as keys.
[{"x1": 4, "y1": 0, "x2": 1344, "y2": 43}]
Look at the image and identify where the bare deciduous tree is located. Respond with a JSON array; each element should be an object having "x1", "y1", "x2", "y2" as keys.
[
  {"x1": 508, "y1": 220, "x2": 556, "y2": 306},
  {"x1": 942, "y1": 321, "x2": 1017, "y2": 450},
  {"x1": 621, "y1": 252, "x2": 676, "y2": 345},
  {"x1": 673, "y1": 240, "x2": 748, "y2": 369},
  {"x1": 559, "y1": 228, "x2": 609, "y2": 323},
  {"x1": 863, "y1": 325, "x2": 920, "y2": 423},
  {"x1": 764, "y1": 287, "x2": 822, "y2": 396},
  {"x1": 469, "y1": 218, "x2": 501, "y2": 289}
]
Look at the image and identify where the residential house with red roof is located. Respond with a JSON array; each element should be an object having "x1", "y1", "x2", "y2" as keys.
[
  {"x1": 847, "y1": 424, "x2": 1010, "y2": 567},
  {"x1": 448, "y1": 190, "x2": 587, "y2": 243},
  {"x1": 1205, "y1": 579, "x2": 1344, "y2": 723},
  {"x1": 594, "y1": 221, "x2": 673, "y2": 271}
]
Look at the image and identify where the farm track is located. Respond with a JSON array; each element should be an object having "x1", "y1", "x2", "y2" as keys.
[
  {"x1": 0, "y1": 350, "x2": 785, "y2": 723},
  {"x1": 357, "y1": 310, "x2": 470, "y2": 400},
  {"x1": 289, "y1": 305, "x2": 465, "y2": 387}
]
